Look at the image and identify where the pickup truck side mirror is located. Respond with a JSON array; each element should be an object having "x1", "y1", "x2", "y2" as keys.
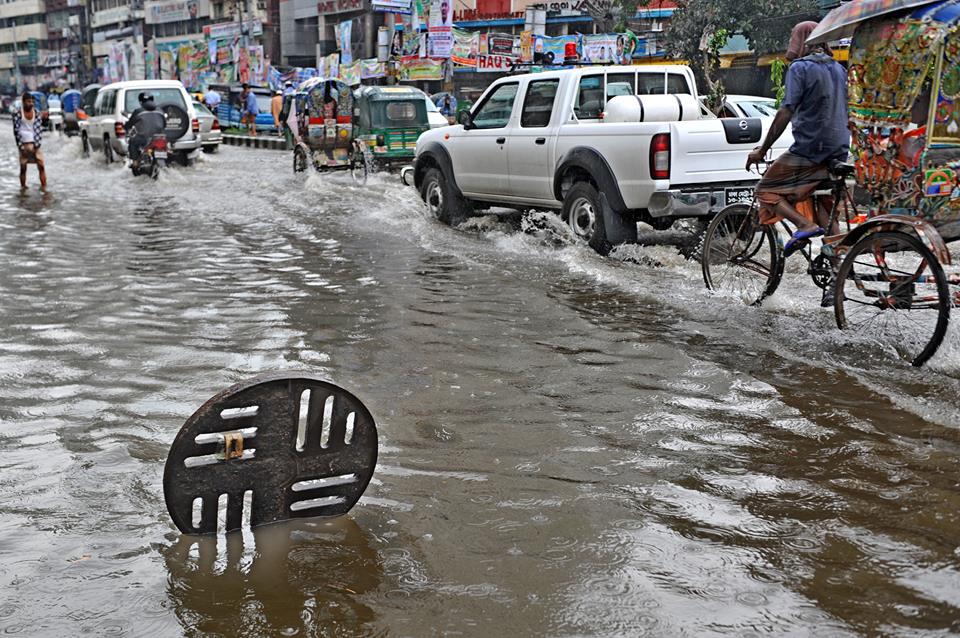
[{"x1": 457, "y1": 110, "x2": 473, "y2": 129}]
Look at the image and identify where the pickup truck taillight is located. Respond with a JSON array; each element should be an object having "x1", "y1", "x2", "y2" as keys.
[
  {"x1": 115, "y1": 122, "x2": 125, "y2": 138},
  {"x1": 192, "y1": 118, "x2": 199, "y2": 133},
  {"x1": 650, "y1": 132, "x2": 670, "y2": 180},
  {"x1": 212, "y1": 118, "x2": 220, "y2": 130}
]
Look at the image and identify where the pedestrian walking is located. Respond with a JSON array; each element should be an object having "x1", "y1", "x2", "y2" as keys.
[
  {"x1": 271, "y1": 89, "x2": 284, "y2": 136},
  {"x1": 12, "y1": 92, "x2": 46, "y2": 190},
  {"x1": 438, "y1": 93, "x2": 457, "y2": 124},
  {"x1": 240, "y1": 83, "x2": 258, "y2": 137}
]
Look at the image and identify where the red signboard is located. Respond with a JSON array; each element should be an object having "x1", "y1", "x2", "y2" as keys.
[{"x1": 318, "y1": 0, "x2": 363, "y2": 14}]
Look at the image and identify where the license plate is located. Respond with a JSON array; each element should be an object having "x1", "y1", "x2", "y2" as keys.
[
  {"x1": 154, "y1": 151, "x2": 168, "y2": 159},
  {"x1": 725, "y1": 187, "x2": 754, "y2": 205}
]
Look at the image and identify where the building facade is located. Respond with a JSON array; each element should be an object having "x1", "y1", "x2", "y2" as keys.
[{"x1": 1, "y1": 0, "x2": 51, "y2": 90}]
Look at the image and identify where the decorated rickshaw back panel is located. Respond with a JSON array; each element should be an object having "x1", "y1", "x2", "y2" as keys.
[
  {"x1": 847, "y1": 3, "x2": 960, "y2": 231},
  {"x1": 295, "y1": 80, "x2": 355, "y2": 165}
]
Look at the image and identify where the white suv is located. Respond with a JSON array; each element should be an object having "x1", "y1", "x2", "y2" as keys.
[{"x1": 82, "y1": 80, "x2": 201, "y2": 166}]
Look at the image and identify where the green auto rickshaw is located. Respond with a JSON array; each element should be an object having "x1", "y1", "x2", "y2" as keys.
[{"x1": 353, "y1": 86, "x2": 430, "y2": 168}]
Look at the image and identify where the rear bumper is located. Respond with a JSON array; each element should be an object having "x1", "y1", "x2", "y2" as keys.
[
  {"x1": 114, "y1": 135, "x2": 200, "y2": 155},
  {"x1": 647, "y1": 185, "x2": 755, "y2": 218}
]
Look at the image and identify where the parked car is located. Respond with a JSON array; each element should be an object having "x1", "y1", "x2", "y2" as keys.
[
  {"x1": 718, "y1": 95, "x2": 794, "y2": 149},
  {"x1": 209, "y1": 83, "x2": 277, "y2": 133},
  {"x1": 82, "y1": 80, "x2": 200, "y2": 166},
  {"x1": 192, "y1": 100, "x2": 222, "y2": 153},
  {"x1": 413, "y1": 65, "x2": 791, "y2": 253},
  {"x1": 47, "y1": 96, "x2": 63, "y2": 131},
  {"x1": 720, "y1": 95, "x2": 779, "y2": 118},
  {"x1": 424, "y1": 97, "x2": 449, "y2": 128}
]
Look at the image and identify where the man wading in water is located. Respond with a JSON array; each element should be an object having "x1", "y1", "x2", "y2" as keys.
[
  {"x1": 746, "y1": 21, "x2": 850, "y2": 305},
  {"x1": 12, "y1": 92, "x2": 47, "y2": 190}
]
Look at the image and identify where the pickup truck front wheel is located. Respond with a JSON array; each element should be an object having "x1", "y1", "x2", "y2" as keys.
[
  {"x1": 421, "y1": 167, "x2": 470, "y2": 226},
  {"x1": 562, "y1": 182, "x2": 636, "y2": 255}
]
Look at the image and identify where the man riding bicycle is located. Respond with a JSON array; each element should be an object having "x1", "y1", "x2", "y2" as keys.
[
  {"x1": 125, "y1": 92, "x2": 166, "y2": 168},
  {"x1": 745, "y1": 22, "x2": 850, "y2": 269}
]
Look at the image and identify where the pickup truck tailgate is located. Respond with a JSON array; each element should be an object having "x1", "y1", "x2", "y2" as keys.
[{"x1": 669, "y1": 118, "x2": 774, "y2": 186}]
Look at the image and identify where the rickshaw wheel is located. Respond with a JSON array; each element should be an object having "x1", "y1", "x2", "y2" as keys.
[
  {"x1": 834, "y1": 230, "x2": 950, "y2": 367},
  {"x1": 350, "y1": 142, "x2": 368, "y2": 184},
  {"x1": 701, "y1": 203, "x2": 783, "y2": 306},
  {"x1": 293, "y1": 146, "x2": 308, "y2": 173}
]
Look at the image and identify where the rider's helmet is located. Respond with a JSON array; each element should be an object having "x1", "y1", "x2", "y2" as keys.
[{"x1": 138, "y1": 92, "x2": 154, "y2": 104}]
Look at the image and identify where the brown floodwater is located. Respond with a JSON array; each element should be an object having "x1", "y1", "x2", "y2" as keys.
[{"x1": 0, "y1": 134, "x2": 958, "y2": 637}]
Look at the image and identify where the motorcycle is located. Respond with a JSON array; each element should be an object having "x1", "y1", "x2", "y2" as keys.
[{"x1": 130, "y1": 133, "x2": 168, "y2": 180}]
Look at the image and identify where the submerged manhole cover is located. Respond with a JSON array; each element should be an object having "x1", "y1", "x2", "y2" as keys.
[{"x1": 164, "y1": 372, "x2": 378, "y2": 534}]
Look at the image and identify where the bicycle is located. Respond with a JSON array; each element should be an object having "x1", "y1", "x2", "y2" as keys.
[{"x1": 701, "y1": 160, "x2": 953, "y2": 367}]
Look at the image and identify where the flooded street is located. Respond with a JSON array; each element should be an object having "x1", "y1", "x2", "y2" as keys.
[{"x1": 1, "y1": 133, "x2": 959, "y2": 637}]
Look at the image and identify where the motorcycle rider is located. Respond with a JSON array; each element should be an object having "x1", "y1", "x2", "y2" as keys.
[{"x1": 125, "y1": 92, "x2": 166, "y2": 168}]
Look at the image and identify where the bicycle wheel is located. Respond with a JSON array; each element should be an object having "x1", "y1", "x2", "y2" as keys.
[
  {"x1": 702, "y1": 203, "x2": 784, "y2": 306},
  {"x1": 834, "y1": 230, "x2": 950, "y2": 367}
]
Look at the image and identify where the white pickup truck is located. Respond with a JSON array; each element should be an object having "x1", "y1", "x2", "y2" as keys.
[{"x1": 413, "y1": 65, "x2": 789, "y2": 253}]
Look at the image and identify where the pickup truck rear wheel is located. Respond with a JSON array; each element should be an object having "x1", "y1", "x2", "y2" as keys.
[
  {"x1": 562, "y1": 182, "x2": 637, "y2": 255},
  {"x1": 421, "y1": 167, "x2": 470, "y2": 226}
]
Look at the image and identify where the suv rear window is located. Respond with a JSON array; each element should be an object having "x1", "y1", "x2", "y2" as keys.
[{"x1": 123, "y1": 88, "x2": 187, "y2": 115}]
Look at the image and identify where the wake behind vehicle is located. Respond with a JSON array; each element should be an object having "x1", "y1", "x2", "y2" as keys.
[{"x1": 702, "y1": 0, "x2": 960, "y2": 366}]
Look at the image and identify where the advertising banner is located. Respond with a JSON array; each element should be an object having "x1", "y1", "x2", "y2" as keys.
[
  {"x1": 399, "y1": 56, "x2": 443, "y2": 80},
  {"x1": 324, "y1": 52, "x2": 339, "y2": 80},
  {"x1": 582, "y1": 34, "x2": 630, "y2": 63},
  {"x1": 427, "y1": 0, "x2": 453, "y2": 58},
  {"x1": 203, "y1": 19, "x2": 262, "y2": 40},
  {"x1": 451, "y1": 28, "x2": 478, "y2": 67},
  {"x1": 476, "y1": 54, "x2": 516, "y2": 73},
  {"x1": 519, "y1": 31, "x2": 533, "y2": 63},
  {"x1": 340, "y1": 60, "x2": 362, "y2": 85},
  {"x1": 145, "y1": 0, "x2": 200, "y2": 24},
  {"x1": 533, "y1": 34, "x2": 580, "y2": 64},
  {"x1": 338, "y1": 20, "x2": 353, "y2": 64},
  {"x1": 372, "y1": 0, "x2": 411, "y2": 12},
  {"x1": 487, "y1": 33, "x2": 515, "y2": 56},
  {"x1": 360, "y1": 58, "x2": 386, "y2": 78}
]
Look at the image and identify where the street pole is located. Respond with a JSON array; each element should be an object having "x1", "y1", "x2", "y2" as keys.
[{"x1": 12, "y1": 18, "x2": 22, "y2": 93}]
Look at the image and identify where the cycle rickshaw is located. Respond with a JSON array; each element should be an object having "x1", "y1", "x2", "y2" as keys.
[
  {"x1": 289, "y1": 77, "x2": 368, "y2": 181},
  {"x1": 702, "y1": 0, "x2": 960, "y2": 366}
]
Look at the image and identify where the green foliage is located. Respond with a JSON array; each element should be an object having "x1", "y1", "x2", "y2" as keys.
[
  {"x1": 666, "y1": 0, "x2": 819, "y2": 89},
  {"x1": 770, "y1": 58, "x2": 787, "y2": 107}
]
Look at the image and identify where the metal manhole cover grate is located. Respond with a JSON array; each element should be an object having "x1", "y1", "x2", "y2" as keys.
[{"x1": 164, "y1": 372, "x2": 378, "y2": 534}]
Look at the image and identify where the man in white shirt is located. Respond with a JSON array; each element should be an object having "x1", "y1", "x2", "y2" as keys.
[
  {"x1": 12, "y1": 92, "x2": 46, "y2": 189},
  {"x1": 204, "y1": 89, "x2": 222, "y2": 112}
]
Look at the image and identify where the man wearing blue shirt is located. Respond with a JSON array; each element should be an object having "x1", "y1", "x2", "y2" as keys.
[
  {"x1": 240, "y1": 83, "x2": 259, "y2": 136},
  {"x1": 746, "y1": 21, "x2": 849, "y2": 258}
]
